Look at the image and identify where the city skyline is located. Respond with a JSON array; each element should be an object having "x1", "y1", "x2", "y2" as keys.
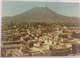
[{"x1": 2, "y1": 1, "x2": 79, "y2": 18}]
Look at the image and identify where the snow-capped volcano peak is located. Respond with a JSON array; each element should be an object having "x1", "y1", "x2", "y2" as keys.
[
  {"x1": 37, "y1": 5, "x2": 45, "y2": 8},
  {"x1": 3, "y1": 5, "x2": 79, "y2": 24}
]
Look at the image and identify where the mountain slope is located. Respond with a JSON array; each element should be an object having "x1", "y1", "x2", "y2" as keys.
[{"x1": 2, "y1": 5, "x2": 80, "y2": 23}]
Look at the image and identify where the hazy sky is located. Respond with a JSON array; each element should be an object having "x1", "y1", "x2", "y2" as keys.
[{"x1": 2, "y1": 1, "x2": 79, "y2": 17}]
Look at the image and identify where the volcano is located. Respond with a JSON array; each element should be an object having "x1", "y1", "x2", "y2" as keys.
[{"x1": 2, "y1": 5, "x2": 80, "y2": 23}]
